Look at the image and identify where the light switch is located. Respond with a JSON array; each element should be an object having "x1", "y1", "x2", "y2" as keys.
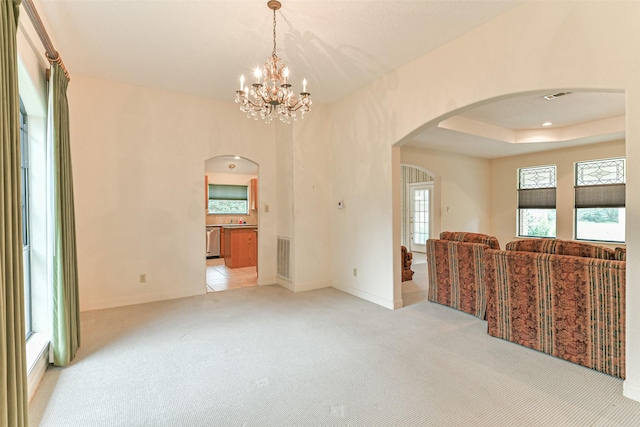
[{"x1": 338, "y1": 200, "x2": 344, "y2": 209}]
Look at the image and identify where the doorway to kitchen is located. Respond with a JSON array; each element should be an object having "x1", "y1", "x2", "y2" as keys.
[{"x1": 204, "y1": 155, "x2": 259, "y2": 292}]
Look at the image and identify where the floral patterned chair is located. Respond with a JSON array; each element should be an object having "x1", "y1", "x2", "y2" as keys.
[
  {"x1": 426, "y1": 231, "x2": 500, "y2": 319},
  {"x1": 401, "y1": 246, "x2": 414, "y2": 282},
  {"x1": 485, "y1": 239, "x2": 626, "y2": 378}
]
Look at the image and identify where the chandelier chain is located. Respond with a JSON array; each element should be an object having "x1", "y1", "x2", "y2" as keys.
[{"x1": 272, "y1": 8, "x2": 277, "y2": 58}]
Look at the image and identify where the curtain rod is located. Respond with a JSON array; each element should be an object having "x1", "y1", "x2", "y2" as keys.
[{"x1": 22, "y1": 0, "x2": 70, "y2": 81}]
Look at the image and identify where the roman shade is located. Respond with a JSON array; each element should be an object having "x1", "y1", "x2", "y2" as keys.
[
  {"x1": 575, "y1": 184, "x2": 625, "y2": 208},
  {"x1": 518, "y1": 188, "x2": 556, "y2": 209},
  {"x1": 208, "y1": 184, "x2": 248, "y2": 200}
]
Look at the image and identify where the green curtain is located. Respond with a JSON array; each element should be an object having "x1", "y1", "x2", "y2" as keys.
[
  {"x1": 0, "y1": 0, "x2": 28, "y2": 425},
  {"x1": 50, "y1": 62, "x2": 80, "y2": 366}
]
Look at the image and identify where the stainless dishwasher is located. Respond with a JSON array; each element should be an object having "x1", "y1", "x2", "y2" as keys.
[{"x1": 206, "y1": 227, "x2": 221, "y2": 258}]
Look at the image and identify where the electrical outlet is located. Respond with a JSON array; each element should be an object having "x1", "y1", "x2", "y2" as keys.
[
  {"x1": 353, "y1": 268, "x2": 357, "y2": 277},
  {"x1": 139, "y1": 274, "x2": 146, "y2": 283}
]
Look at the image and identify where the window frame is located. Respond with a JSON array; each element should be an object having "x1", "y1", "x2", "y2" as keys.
[
  {"x1": 517, "y1": 165, "x2": 557, "y2": 238},
  {"x1": 20, "y1": 98, "x2": 33, "y2": 339},
  {"x1": 574, "y1": 157, "x2": 626, "y2": 243},
  {"x1": 207, "y1": 184, "x2": 249, "y2": 215}
]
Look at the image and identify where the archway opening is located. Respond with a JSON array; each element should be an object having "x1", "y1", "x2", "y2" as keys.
[
  {"x1": 204, "y1": 155, "x2": 260, "y2": 292},
  {"x1": 393, "y1": 89, "x2": 625, "y2": 307}
]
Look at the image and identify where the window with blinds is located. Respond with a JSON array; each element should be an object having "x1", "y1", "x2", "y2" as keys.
[
  {"x1": 208, "y1": 184, "x2": 248, "y2": 214},
  {"x1": 517, "y1": 165, "x2": 557, "y2": 238},
  {"x1": 575, "y1": 158, "x2": 625, "y2": 242}
]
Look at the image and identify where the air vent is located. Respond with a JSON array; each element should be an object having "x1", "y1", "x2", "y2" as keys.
[
  {"x1": 543, "y1": 91, "x2": 572, "y2": 100},
  {"x1": 277, "y1": 237, "x2": 291, "y2": 280}
]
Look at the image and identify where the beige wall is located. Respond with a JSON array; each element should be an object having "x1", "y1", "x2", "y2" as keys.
[
  {"x1": 69, "y1": 75, "x2": 280, "y2": 310},
  {"x1": 292, "y1": 105, "x2": 331, "y2": 291},
  {"x1": 274, "y1": 105, "x2": 332, "y2": 291},
  {"x1": 401, "y1": 146, "x2": 491, "y2": 237},
  {"x1": 490, "y1": 140, "x2": 626, "y2": 248}
]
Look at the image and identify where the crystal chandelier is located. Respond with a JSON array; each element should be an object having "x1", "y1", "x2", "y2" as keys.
[{"x1": 235, "y1": 0, "x2": 311, "y2": 124}]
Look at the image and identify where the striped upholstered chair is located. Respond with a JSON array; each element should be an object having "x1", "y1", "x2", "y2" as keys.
[
  {"x1": 485, "y1": 239, "x2": 626, "y2": 378},
  {"x1": 426, "y1": 231, "x2": 500, "y2": 319}
]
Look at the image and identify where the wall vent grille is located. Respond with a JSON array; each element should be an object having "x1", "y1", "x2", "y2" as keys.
[{"x1": 277, "y1": 237, "x2": 291, "y2": 280}]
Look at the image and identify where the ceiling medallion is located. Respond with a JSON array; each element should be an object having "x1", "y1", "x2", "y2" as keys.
[{"x1": 235, "y1": 0, "x2": 311, "y2": 124}]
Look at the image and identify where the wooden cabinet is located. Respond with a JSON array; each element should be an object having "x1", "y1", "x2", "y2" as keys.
[
  {"x1": 250, "y1": 178, "x2": 258, "y2": 211},
  {"x1": 204, "y1": 175, "x2": 209, "y2": 209},
  {"x1": 224, "y1": 227, "x2": 257, "y2": 268},
  {"x1": 220, "y1": 227, "x2": 225, "y2": 258}
]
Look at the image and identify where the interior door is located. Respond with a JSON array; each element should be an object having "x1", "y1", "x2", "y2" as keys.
[{"x1": 409, "y1": 183, "x2": 433, "y2": 253}]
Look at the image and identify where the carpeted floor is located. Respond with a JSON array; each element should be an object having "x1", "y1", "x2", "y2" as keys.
[{"x1": 29, "y1": 285, "x2": 640, "y2": 426}]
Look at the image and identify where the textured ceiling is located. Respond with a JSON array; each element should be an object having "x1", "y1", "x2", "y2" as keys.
[
  {"x1": 33, "y1": 1, "x2": 625, "y2": 159},
  {"x1": 34, "y1": 0, "x2": 522, "y2": 104}
]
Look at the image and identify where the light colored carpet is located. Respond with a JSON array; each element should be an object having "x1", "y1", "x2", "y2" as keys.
[{"x1": 30, "y1": 285, "x2": 640, "y2": 426}]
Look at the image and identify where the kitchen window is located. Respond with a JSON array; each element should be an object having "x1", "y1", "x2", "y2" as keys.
[
  {"x1": 208, "y1": 184, "x2": 248, "y2": 214},
  {"x1": 574, "y1": 157, "x2": 625, "y2": 243},
  {"x1": 517, "y1": 165, "x2": 556, "y2": 238}
]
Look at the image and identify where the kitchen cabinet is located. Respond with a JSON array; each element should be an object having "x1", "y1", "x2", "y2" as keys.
[
  {"x1": 250, "y1": 178, "x2": 258, "y2": 211},
  {"x1": 204, "y1": 175, "x2": 209, "y2": 209},
  {"x1": 220, "y1": 227, "x2": 225, "y2": 257},
  {"x1": 224, "y1": 226, "x2": 257, "y2": 268}
]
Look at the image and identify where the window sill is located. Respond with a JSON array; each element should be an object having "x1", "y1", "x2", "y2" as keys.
[{"x1": 26, "y1": 332, "x2": 49, "y2": 375}]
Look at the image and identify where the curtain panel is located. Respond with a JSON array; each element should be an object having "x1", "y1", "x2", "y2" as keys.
[
  {"x1": 0, "y1": 0, "x2": 29, "y2": 425},
  {"x1": 50, "y1": 63, "x2": 80, "y2": 367}
]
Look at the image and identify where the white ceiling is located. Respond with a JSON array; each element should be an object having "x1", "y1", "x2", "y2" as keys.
[
  {"x1": 406, "y1": 91, "x2": 626, "y2": 159},
  {"x1": 205, "y1": 156, "x2": 258, "y2": 175},
  {"x1": 35, "y1": 0, "x2": 522, "y2": 104},
  {"x1": 33, "y1": 1, "x2": 625, "y2": 159}
]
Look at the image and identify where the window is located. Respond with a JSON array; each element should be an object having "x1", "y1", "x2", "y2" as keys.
[
  {"x1": 20, "y1": 99, "x2": 32, "y2": 338},
  {"x1": 575, "y1": 158, "x2": 625, "y2": 243},
  {"x1": 517, "y1": 165, "x2": 556, "y2": 238},
  {"x1": 208, "y1": 184, "x2": 248, "y2": 214}
]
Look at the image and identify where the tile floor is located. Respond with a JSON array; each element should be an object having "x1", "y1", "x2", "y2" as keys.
[{"x1": 206, "y1": 257, "x2": 257, "y2": 292}]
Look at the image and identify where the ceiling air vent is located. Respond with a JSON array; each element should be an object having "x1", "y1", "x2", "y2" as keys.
[{"x1": 543, "y1": 91, "x2": 573, "y2": 100}]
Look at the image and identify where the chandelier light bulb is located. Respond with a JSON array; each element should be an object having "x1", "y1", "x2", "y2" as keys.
[{"x1": 234, "y1": 0, "x2": 312, "y2": 124}]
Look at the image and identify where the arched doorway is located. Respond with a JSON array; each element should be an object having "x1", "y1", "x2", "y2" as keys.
[
  {"x1": 204, "y1": 155, "x2": 259, "y2": 292},
  {"x1": 394, "y1": 90, "x2": 625, "y2": 307},
  {"x1": 399, "y1": 164, "x2": 439, "y2": 306}
]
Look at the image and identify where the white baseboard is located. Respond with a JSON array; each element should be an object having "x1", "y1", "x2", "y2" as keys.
[
  {"x1": 276, "y1": 277, "x2": 295, "y2": 292},
  {"x1": 623, "y1": 380, "x2": 640, "y2": 403},
  {"x1": 80, "y1": 287, "x2": 205, "y2": 312},
  {"x1": 331, "y1": 283, "x2": 396, "y2": 310},
  {"x1": 295, "y1": 280, "x2": 331, "y2": 292},
  {"x1": 257, "y1": 276, "x2": 277, "y2": 286},
  {"x1": 275, "y1": 278, "x2": 331, "y2": 293}
]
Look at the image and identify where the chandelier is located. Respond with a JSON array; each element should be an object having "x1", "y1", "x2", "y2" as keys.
[{"x1": 235, "y1": 0, "x2": 311, "y2": 124}]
